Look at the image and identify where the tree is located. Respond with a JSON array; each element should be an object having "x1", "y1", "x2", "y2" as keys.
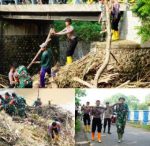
[
  {"x1": 133, "y1": 0, "x2": 150, "y2": 42},
  {"x1": 75, "y1": 89, "x2": 86, "y2": 105},
  {"x1": 104, "y1": 93, "x2": 139, "y2": 110},
  {"x1": 138, "y1": 103, "x2": 148, "y2": 110},
  {"x1": 145, "y1": 94, "x2": 150, "y2": 106}
]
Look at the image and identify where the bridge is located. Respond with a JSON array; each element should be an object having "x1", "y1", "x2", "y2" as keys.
[{"x1": 0, "y1": 4, "x2": 127, "y2": 21}]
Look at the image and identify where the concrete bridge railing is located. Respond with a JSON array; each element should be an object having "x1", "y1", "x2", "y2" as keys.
[{"x1": 0, "y1": 0, "x2": 136, "y2": 5}]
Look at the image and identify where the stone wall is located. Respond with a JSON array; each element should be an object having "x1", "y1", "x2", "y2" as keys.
[{"x1": 59, "y1": 41, "x2": 91, "y2": 64}]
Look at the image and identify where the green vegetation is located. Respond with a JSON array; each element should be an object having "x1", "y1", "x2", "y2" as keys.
[
  {"x1": 133, "y1": 0, "x2": 150, "y2": 42},
  {"x1": 75, "y1": 89, "x2": 86, "y2": 106},
  {"x1": 104, "y1": 93, "x2": 150, "y2": 110},
  {"x1": 128, "y1": 121, "x2": 150, "y2": 131},
  {"x1": 75, "y1": 119, "x2": 81, "y2": 132},
  {"x1": 54, "y1": 21, "x2": 101, "y2": 41}
]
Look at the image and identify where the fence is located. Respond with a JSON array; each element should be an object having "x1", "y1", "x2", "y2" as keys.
[{"x1": 128, "y1": 110, "x2": 150, "y2": 125}]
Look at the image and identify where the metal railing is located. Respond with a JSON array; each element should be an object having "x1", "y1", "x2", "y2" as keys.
[{"x1": 0, "y1": 0, "x2": 136, "y2": 5}]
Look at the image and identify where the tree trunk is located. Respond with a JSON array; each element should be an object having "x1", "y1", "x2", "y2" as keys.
[{"x1": 93, "y1": 0, "x2": 111, "y2": 87}]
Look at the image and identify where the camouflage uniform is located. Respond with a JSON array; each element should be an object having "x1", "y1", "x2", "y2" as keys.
[
  {"x1": 33, "y1": 98, "x2": 42, "y2": 115},
  {"x1": 16, "y1": 65, "x2": 32, "y2": 88},
  {"x1": 4, "y1": 95, "x2": 16, "y2": 116},
  {"x1": 13, "y1": 95, "x2": 27, "y2": 117},
  {"x1": 115, "y1": 103, "x2": 128, "y2": 139}
]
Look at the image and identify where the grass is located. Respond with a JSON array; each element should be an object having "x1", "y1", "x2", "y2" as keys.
[
  {"x1": 128, "y1": 121, "x2": 150, "y2": 131},
  {"x1": 75, "y1": 119, "x2": 81, "y2": 132}
]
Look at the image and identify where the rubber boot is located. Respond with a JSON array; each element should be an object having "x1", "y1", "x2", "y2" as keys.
[
  {"x1": 115, "y1": 31, "x2": 119, "y2": 40},
  {"x1": 84, "y1": 125, "x2": 87, "y2": 132},
  {"x1": 97, "y1": 132, "x2": 102, "y2": 143},
  {"x1": 112, "y1": 29, "x2": 116, "y2": 41},
  {"x1": 87, "y1": 0, "x2": 93, "y2": 4},
  {"x1": 66, "y1": 56, "x2": 73, "y2": 64},
  {"x1": 87, "y1": 125, "x2": 91, "y2": 132},
  {"x1": 91, "y1": 132, "x2": 95, "y2": 141}
]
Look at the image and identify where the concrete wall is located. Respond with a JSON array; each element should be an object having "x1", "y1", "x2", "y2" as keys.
[
  {"x1": 0, "y1": 19, "x2": 59, "y2": 75},
  {"x1": 120, "y1": 11, "x2": 142, "y2": 44}
]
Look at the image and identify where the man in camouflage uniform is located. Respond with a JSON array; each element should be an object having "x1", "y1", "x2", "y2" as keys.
[
  {"x1": 81, "y1": 101, "x2": 91, "y2": 132},
  {"x1": 115, "y1": 97, "x2": 128, "y2": 143},
  {"x1": 12, "y1": 93, "x2": 27, "y2": 118},
  {"x1": 4, "y1": 92, "x2": 16, "y2": 116},
  {"x1": 15, "y1": 65, "x2": 32, "y2": 88},
  {"x1": 33, "y1": 98, "x2": 42, "y2": 107},
  {"x1": 90, "y1": 100, "x2": 106, "y2": 143},
  {"x1": 33, "y1": 98, "x2": 42, "y2": 115}
]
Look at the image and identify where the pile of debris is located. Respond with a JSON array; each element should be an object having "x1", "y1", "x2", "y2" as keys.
[
  {"x1": 0, "y1": 74, "x2": 8, "y2": 88},
  {"x1": 0, "y1": 105, "x2": 74, "y2": 146},
  {"x1": 45, "y1": 41, "x2": 150, "y2": 88}
]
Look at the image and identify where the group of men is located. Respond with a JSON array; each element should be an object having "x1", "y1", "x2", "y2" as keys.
[
  {"x1": 0, "y1": 92, "x2": 62, "y2": 142},
  {"x1": 0, "y1": 92, "x2": 27, "y2": 117},
  {"x1": 81, "y1": 97, "x2": 128, "y2": 143}
]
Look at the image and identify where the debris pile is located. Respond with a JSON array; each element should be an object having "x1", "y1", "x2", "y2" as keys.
[
  {"x1": 45, "y1": 41, "x2": 150, "y2": 88},
  {"x1": 0, "y1": 105, "x2": 74, "y2": 146}
]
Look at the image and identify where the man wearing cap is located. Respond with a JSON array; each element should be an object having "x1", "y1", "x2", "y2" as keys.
[
  {"x1": 81, "y1": 101, "x2": 91, "y2": 132},
  {"x1": 34, "y1": 44, "x2": 52, "y2": 88},
  {"x1": 103, "y1": 102, "x2": 113, "y2": 134},
  {"x1": 115, "y1": 97, "x2": 128, "y2": 143},
  {"x1": 54, "y1": 18, "x2": 78, "y2": 64}
]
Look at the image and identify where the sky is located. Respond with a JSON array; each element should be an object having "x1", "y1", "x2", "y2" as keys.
[
  {"x1": 0, "y1": 89, "x2": 75, "y2": 114},
  {"x1": 80, "y1": 89, "x2": 150, "y2": 106}
]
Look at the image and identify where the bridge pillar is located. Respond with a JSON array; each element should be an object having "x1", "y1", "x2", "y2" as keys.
[{"x1": 120, "y1": 10, "x2": 142, "y2": 44}]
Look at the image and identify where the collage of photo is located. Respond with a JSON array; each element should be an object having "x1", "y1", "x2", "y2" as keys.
[{"x1": 0, "y1": 0, "x2": 150, "y2": 146}]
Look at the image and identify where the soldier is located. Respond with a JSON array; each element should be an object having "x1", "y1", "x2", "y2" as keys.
[
  {"x1": 115, "y1": 97, "x2": 128, "y2": 143},
  {"x1": 103, "y1": 102, "x2": 113, "y2": 134},
  {"x1": 81, "y1": 101, "x2": 91, "y2": 132},
  {"x1": 4, "y1": 92, "x2": 16, "y2": 116},
  {"x1": 15, "y1": 65, "x2": 32, "y2": 88},
  {"x1": 91, "y1": 100, "x2": 106, "y2": 143},
  {"x1": 12, "y1": 93, "x2": 27, "y2": 118},
  {"x1": 48, "y1": 121, "x2": 61, "y2": 142},
  {"x1": 33, "y1": 98, "x2": 42, "y2": 115}
]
